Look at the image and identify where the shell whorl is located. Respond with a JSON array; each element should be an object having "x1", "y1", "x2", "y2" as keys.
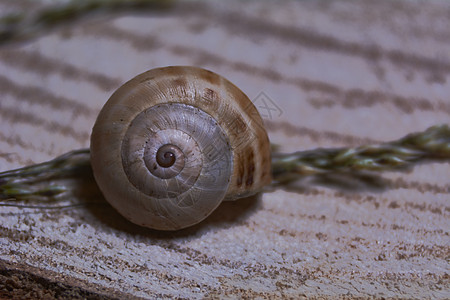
[
  {"x1": 90, "y1": 66, "x2": 271, "y2": 230},
  {"x1": 121, "y1": 103, "x2": 232, "y2": 204}
]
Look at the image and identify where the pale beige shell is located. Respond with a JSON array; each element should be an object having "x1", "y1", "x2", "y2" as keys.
[{"x1": 90, "y1": 66, "x2": 271, "y2": 230}]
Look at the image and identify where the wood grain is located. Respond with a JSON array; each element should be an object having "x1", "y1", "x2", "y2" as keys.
[{"x1": 0, "y1": 0, "x2": 449, "y2": 298}]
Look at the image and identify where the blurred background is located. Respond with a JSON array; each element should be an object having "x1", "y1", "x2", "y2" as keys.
[{"x1": 1, "y1": 0, "x2": 449, "y2": 170}]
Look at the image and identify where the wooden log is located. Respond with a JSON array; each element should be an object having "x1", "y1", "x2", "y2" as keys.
[{"x1": 0, "y1": 0, "x2": 449, "y2": 298}]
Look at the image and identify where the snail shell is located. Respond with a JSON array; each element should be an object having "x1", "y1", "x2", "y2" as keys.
[{"x1": 90, "y1": 66, "x2": 271, "y2": 230}]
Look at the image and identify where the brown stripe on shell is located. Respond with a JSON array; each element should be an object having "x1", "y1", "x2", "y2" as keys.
[
  {"x1": 235, "y1": 151, "x2": 244, "y2": 188},
  {"x1": 197, "y1": 68, "x2": 222, "y2": 86},
  {"x1": 202, "y1": 88, "x2": 218, "y2": 102},
  {"x1": 170, "y1": 77, "x2": 191, "y2": 99},
  {"x1": 245, "y1": 148, "x2": 255, "y2": 187},
  {"x1": 258, "y1": 137, "x2": 271, "y2": 184},
  {"x1": 226, "y1": 115, "x2": 248, "y2": 143},
  {"x1": 199, "y1": 88, "x2": 221, "y2": 113},
  {"x1": 171, "y1": 78, "x2": 188, "y2": 90}
]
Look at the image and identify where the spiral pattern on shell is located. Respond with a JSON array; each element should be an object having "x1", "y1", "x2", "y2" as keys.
[{"x1": 90, "y1": 66, "x2": 271, "y2": 230}]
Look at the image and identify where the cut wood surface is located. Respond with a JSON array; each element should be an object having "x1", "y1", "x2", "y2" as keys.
[{"x1": 0, "y1": 0, "x2": 449, "y2": 298}]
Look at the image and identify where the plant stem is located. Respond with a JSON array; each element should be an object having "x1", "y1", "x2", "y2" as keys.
[
  {"x1": 271, "y1": 124, "x2": 450, "y2": 184},
  {"x1": 0, "y1": 0, "x2": 173, "y2": 46},
  {"x1": 0, "y1": 125, "x2": 449, "y2": 203},
  {"x1": 0, "y1": 149, "x2": 92, "y2": 202}
]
